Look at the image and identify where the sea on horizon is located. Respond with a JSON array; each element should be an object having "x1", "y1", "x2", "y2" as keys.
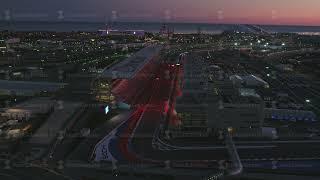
[{"x1": 1, "y1": 21, "x2": 320, "y2": 34}]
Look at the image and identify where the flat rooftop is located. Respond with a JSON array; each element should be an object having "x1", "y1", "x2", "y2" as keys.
[
  {"x1": 0, "y1": 80, "x2": 67, "y2": 93},
  {"x1": 100, "y1": 45, "x2": 162, "y2": 79}
]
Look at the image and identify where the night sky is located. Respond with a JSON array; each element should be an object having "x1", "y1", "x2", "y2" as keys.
[{"x1": 1, "y1": 0, "x2": 320, "y2": 25}]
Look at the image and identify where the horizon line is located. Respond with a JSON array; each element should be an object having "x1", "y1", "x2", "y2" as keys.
[{"x1": 1, "y1": 20, "x2": 320, "y2": 28}]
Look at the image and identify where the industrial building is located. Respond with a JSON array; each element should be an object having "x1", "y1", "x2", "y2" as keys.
[
  {"x1": 0, "y1": 97, "x2": 54, "y2": 121},
  {"x1": 207, "y1": 100, "x2": 265, "y2": 130},
  {"x1": 172, "y1": 54, "x2": 266, "y2": 137},
  {"x1": 0, "y1": 80, "x2": 67, "y2": 96},
  {"x1": 265, "y1": 108, "x2": 317, "y2": 122},
  {"x1": 206, "y1": 80, "x2": 265, "y2": 130},
  {"x1": 230, "y1": 74, "x2": 270, "y2": 88}
]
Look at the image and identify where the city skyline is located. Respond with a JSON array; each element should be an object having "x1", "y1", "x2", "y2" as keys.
[{"x1": 1, "y1": 0, "x2": 320, "y2": 26}]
